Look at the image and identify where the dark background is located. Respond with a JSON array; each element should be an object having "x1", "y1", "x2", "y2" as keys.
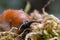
[{"x1": 0, "y1": 0, "x2": 60, "y2": 18}]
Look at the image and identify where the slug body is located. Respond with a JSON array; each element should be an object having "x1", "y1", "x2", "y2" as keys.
[{"x1": 1, "y1": 9, "x2": 31, "y2": 28}]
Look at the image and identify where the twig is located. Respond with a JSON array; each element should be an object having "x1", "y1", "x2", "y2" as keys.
[{"x1": 43, "y1": 0, "x2": 54, "y2": 8}]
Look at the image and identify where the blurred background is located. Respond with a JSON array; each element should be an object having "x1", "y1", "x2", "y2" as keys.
[{"x1": 0, "y1": 0, "x2": 60, "y2": 18}]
